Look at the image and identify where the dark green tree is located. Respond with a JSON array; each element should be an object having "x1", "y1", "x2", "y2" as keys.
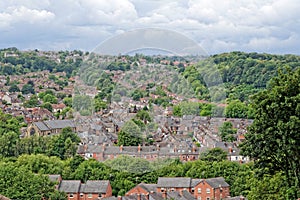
[
  {"x1": 21, "y1": 83, "x2": 35, "y2": 94},
  {"x1": 199, "y1": 148, "x2": 228, "y2": 162},
  {"x1": 241, "y1": 68, "x2": 300, "y2": 199},
  {"x1": 219, "y1": 122, "x2": 237, "y2": 142},
  {"x1": 8, "y1": 84, "x2": 20, "y2": 92}
]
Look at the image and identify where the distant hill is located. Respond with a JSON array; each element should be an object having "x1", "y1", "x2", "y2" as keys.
[{"x1": 182, "y1": 51, "x2": 300, "y2": 102}]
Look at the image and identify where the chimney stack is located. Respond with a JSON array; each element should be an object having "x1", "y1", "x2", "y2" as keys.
[
  {"x1": 138, "y1": 144, "x2": 141, "y2": 153},
  {"x1": 102, "y1": 143, "x2": 106, "y2": 151},
  {"x1": 137, "y1": 194, "x2": 141, "y2": 200},
  {"x1": 162, "y1": 190, "x2": 167, "y2": 199},
  {"x1": 156, "y1": 144, "x2": 160, "y2": 151},
  {"x1": 120, "y1": 145, "x2": 123, "y2": 152},
  {"x1": 117, "y1": 196, "x2": 122, "y2": 200},
  {"x1": 228, "y1": 146, "x2": 233, "y2": 153}
]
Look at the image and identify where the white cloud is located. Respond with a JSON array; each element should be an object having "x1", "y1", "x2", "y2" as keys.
[{"x1": 0, "y1": 0, "x2": 299, "y2": 54}]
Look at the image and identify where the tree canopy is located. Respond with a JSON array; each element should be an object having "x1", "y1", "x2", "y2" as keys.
[{"x1": 241, "y1": 68, "x2": 300, "y2": 199}]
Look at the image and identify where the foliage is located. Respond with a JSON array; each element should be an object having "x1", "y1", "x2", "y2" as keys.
[
  {"x1": 47, "y1": 127, "x2": 81, "y2": 159},
  {"x1": 225, "y1": 100, "x2": 254, "y2": 119},
  {"x1": 24, "y1": 94, "x2": 39, "y2": 108},
  {"x1": 219, "y1": 122, "x2": 237, "y2": 142},
  {"x1": 199, "y1": 148, "x2": 228, "y2": 162},
  {"x1": 41, "y1": 102, "x2": 53, "y2": 112},
  {"x1": 8, "y1": 83, "x2": 20, "y2": 92},
  {"x1": 43, "y1": 94, "x2": 58, "y2": 104},
  {"x1": 21, "y1": 83, "x2": 35, "y2": 94},
  {"x1": 241, "y1": 68, "x2": 300, "y2": 199}
]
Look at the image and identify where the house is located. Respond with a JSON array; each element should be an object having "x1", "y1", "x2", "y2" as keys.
[
  {"x1": 58, "y1": 180, "x2": 81, "y2": 200},
  {"x1": 126, "y1": 183, "x2": 157, "y2": 196},
  {"x1": 26, "y1": 119, "x2": 76, "y2": 137},
  {"x1": 157, "y1": 177, "x2": 192, "y2": 193},
  {"x1": 78, "y1": 144, "x2": 206, "y2": 162},
  {"x1": 82, "y1": 180, "x2": 113, "y2": 199},
  {"x1": 57, "y1": 180, "x2": 113, "y2": 200},
  {"x1": 124, "y1": 177, "x2": 230, "y2": 200},
  {"x1": 52, "y1": 103, "x2": 66, "y2": 113},
  {"x1": 193, "y1": 177, "x2": 230, "y2": 200}
]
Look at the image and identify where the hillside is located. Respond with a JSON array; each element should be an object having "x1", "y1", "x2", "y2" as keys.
[{"x1": 183, "y1": 51, "x2": 300, "y2": 102}]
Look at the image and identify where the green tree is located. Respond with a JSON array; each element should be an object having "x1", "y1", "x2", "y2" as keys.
[
  {"x1": 199, "y1": 148, "x2": 228, "y2": 162},
  {"x1": 21, "y1": 83, "x2": 35, "y2": 94},
  {"x1": 43, "y1": 94, "x2": 58, "y2": 104},
  {"x1": 241, "y1": 68, "x2": 300, "y2": 199},
  {"x1": 24, "y1": 94, "x2": 39, "y2": 108},
  {"x1": 225, "y1": 100, "x2": 250, "y2": 118},
  {"x1": 136, "y1": 110, "x2": 152, "y2": 124},
  {"x1": 41, "y1": 102, "x2": 53, "y2": 112},
  {"x1": 219, "y1": 122, "x2": 237, "y2": 142},
  {"x1": 47, "y1": 127, "x2": 80, "y2": 159},
  {"x1": 8, "y1": 84, "x2": 20, "y2": 92}
]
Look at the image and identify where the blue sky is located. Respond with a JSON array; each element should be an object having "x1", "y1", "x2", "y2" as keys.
[{"x1": 0, "y1": 0, "x2": 299, "y2": 55}]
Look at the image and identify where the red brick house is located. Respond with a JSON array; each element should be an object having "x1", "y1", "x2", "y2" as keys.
[
  {"x1": 125, "y1": 183, "x2": 157, "y2": 196},
  {"x1": 58, "y1": 180, "x2": 112, "y2": 200},
  {"x1": 81, "y1": 180, "x2": 113, "y2": 199},
  {"x1": 193, "y1": 177, "x2": 230, "y2": 200},
  {"x1": 157, "y1": 177, "x2": 192, "y2": 193},
  {"x1": 124, "y1": 177, "x2": 230, "y2": 200}
]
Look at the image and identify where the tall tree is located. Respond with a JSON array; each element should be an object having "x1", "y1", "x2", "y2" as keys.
[{"x1": 241, "y1": 68, "x2": 300, "y2": 199}]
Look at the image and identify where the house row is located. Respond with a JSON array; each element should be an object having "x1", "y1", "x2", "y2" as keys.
[
  {"x1": 78, "y1": 143, "x2": 208, "y2": 162},
  {"x1": 49, "y1": 175, "x2": 113, "y2": 200},
  {"x1": 124, "y1": 177, "x2": 231, "y2": 200},
  {"x1": 55, "y1": 175, "x2": 236, "y2": 200}
]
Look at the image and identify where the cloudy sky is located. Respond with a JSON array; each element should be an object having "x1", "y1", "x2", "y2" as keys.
[{"x1": 0, "y1": 0, "x2": 299, "y2": 55}]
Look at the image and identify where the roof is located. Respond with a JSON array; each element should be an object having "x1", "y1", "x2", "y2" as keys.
[
  {"x1": 84, "y1": 180, "x2": 110, "y2": 193},
  {"x1": 34, "y1": 121, "x2": 49, "y2": 131},
  {"x1": 102, "y1": 197, "x2": 118, "y2": 200},
  {"x1": 157, "y1": 177, "x2": 192, "y2": 188},
  {"x1": 48, "y1": 174, "x2": 61, "y2": 182},
  {"x1": 205, "y1": 177, "x2": 230, "y2": 188},
  {"x1": 45, "y1": 119, "x2": 75, "y2": 129},
  {"x1": 139, "y1": 183, "x2": 157, "y2": 193},
  {"x1": 58, "y1": 180, "x2": 81, "y2": 193},
  {"x1": 191, "y1": 179, "x2": 202, "y2": 187}
]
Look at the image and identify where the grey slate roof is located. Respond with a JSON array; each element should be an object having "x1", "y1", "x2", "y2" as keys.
[
  {"x1": 34, "y1": 121, "x2": 49, "y2": 131},
  {"x1": 205, "y1": 177, "x2": 229, "y2": 188},
  {"x1": 139, "y1": 183, "x2": 157, "y2": 192},
  {"x1": 79, "y1": 184, "x2": 85, "y2": 193},
  {"x1": 157, "y1": 177, "x2": 192, "y2": 188},
  {"x1": 181, "y1": 190, "x2": 196, "y2": 200},
  {"x1": 58, "y1": 180, "x2": 81, "y2": 193},
  {"x1": 45, "y1": 119, "x2": 75, "y2": 129},
  {"x1": 102, "y1": 197, "x2": 118, "y2": 200},
  {"x1": 48, "y1": 174, "x2": 61, "y2": 183},
  {"x1": 191, "y1": 179, "x2": 202, "y2": 187},
  {"x1": 84, "y1": 180, "x2": 109, "y2": 193}
]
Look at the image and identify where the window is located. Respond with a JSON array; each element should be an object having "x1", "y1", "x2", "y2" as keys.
[
  {"x1": 198, "y1": 188, "x2": 201, "y2": 194},
  {"x1": 171, "y1": 188, "x2": 175, "y2": 191},
  {"x1": 206, "y1": 198, "x2": 210, "y2": 200},
  {"x1": 69, "y1": 193, "x2": 74, "y2": 198},
  {"x1": 206, "y1": 188, "x2": 210, "y2": 194},
  {"x1": 80, "y1": 193, "x2": 84, "y2": 198},
  {"x1": 191, "y1": 187, "x2": 194, "y2": 193},
  {"x1": 88, "y1": 193, "x2": 92, "y2": 198},
  {"x1": 98, "y1": 193, "x2": 102, "y2": 197},
  {"x1": 161, "y1": 188, "x2": 165, "y2": 192}
]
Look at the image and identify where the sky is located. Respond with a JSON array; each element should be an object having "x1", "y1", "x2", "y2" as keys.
[{"x1": 0, "y1": 0, "x2": 299, "y2": 55}]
